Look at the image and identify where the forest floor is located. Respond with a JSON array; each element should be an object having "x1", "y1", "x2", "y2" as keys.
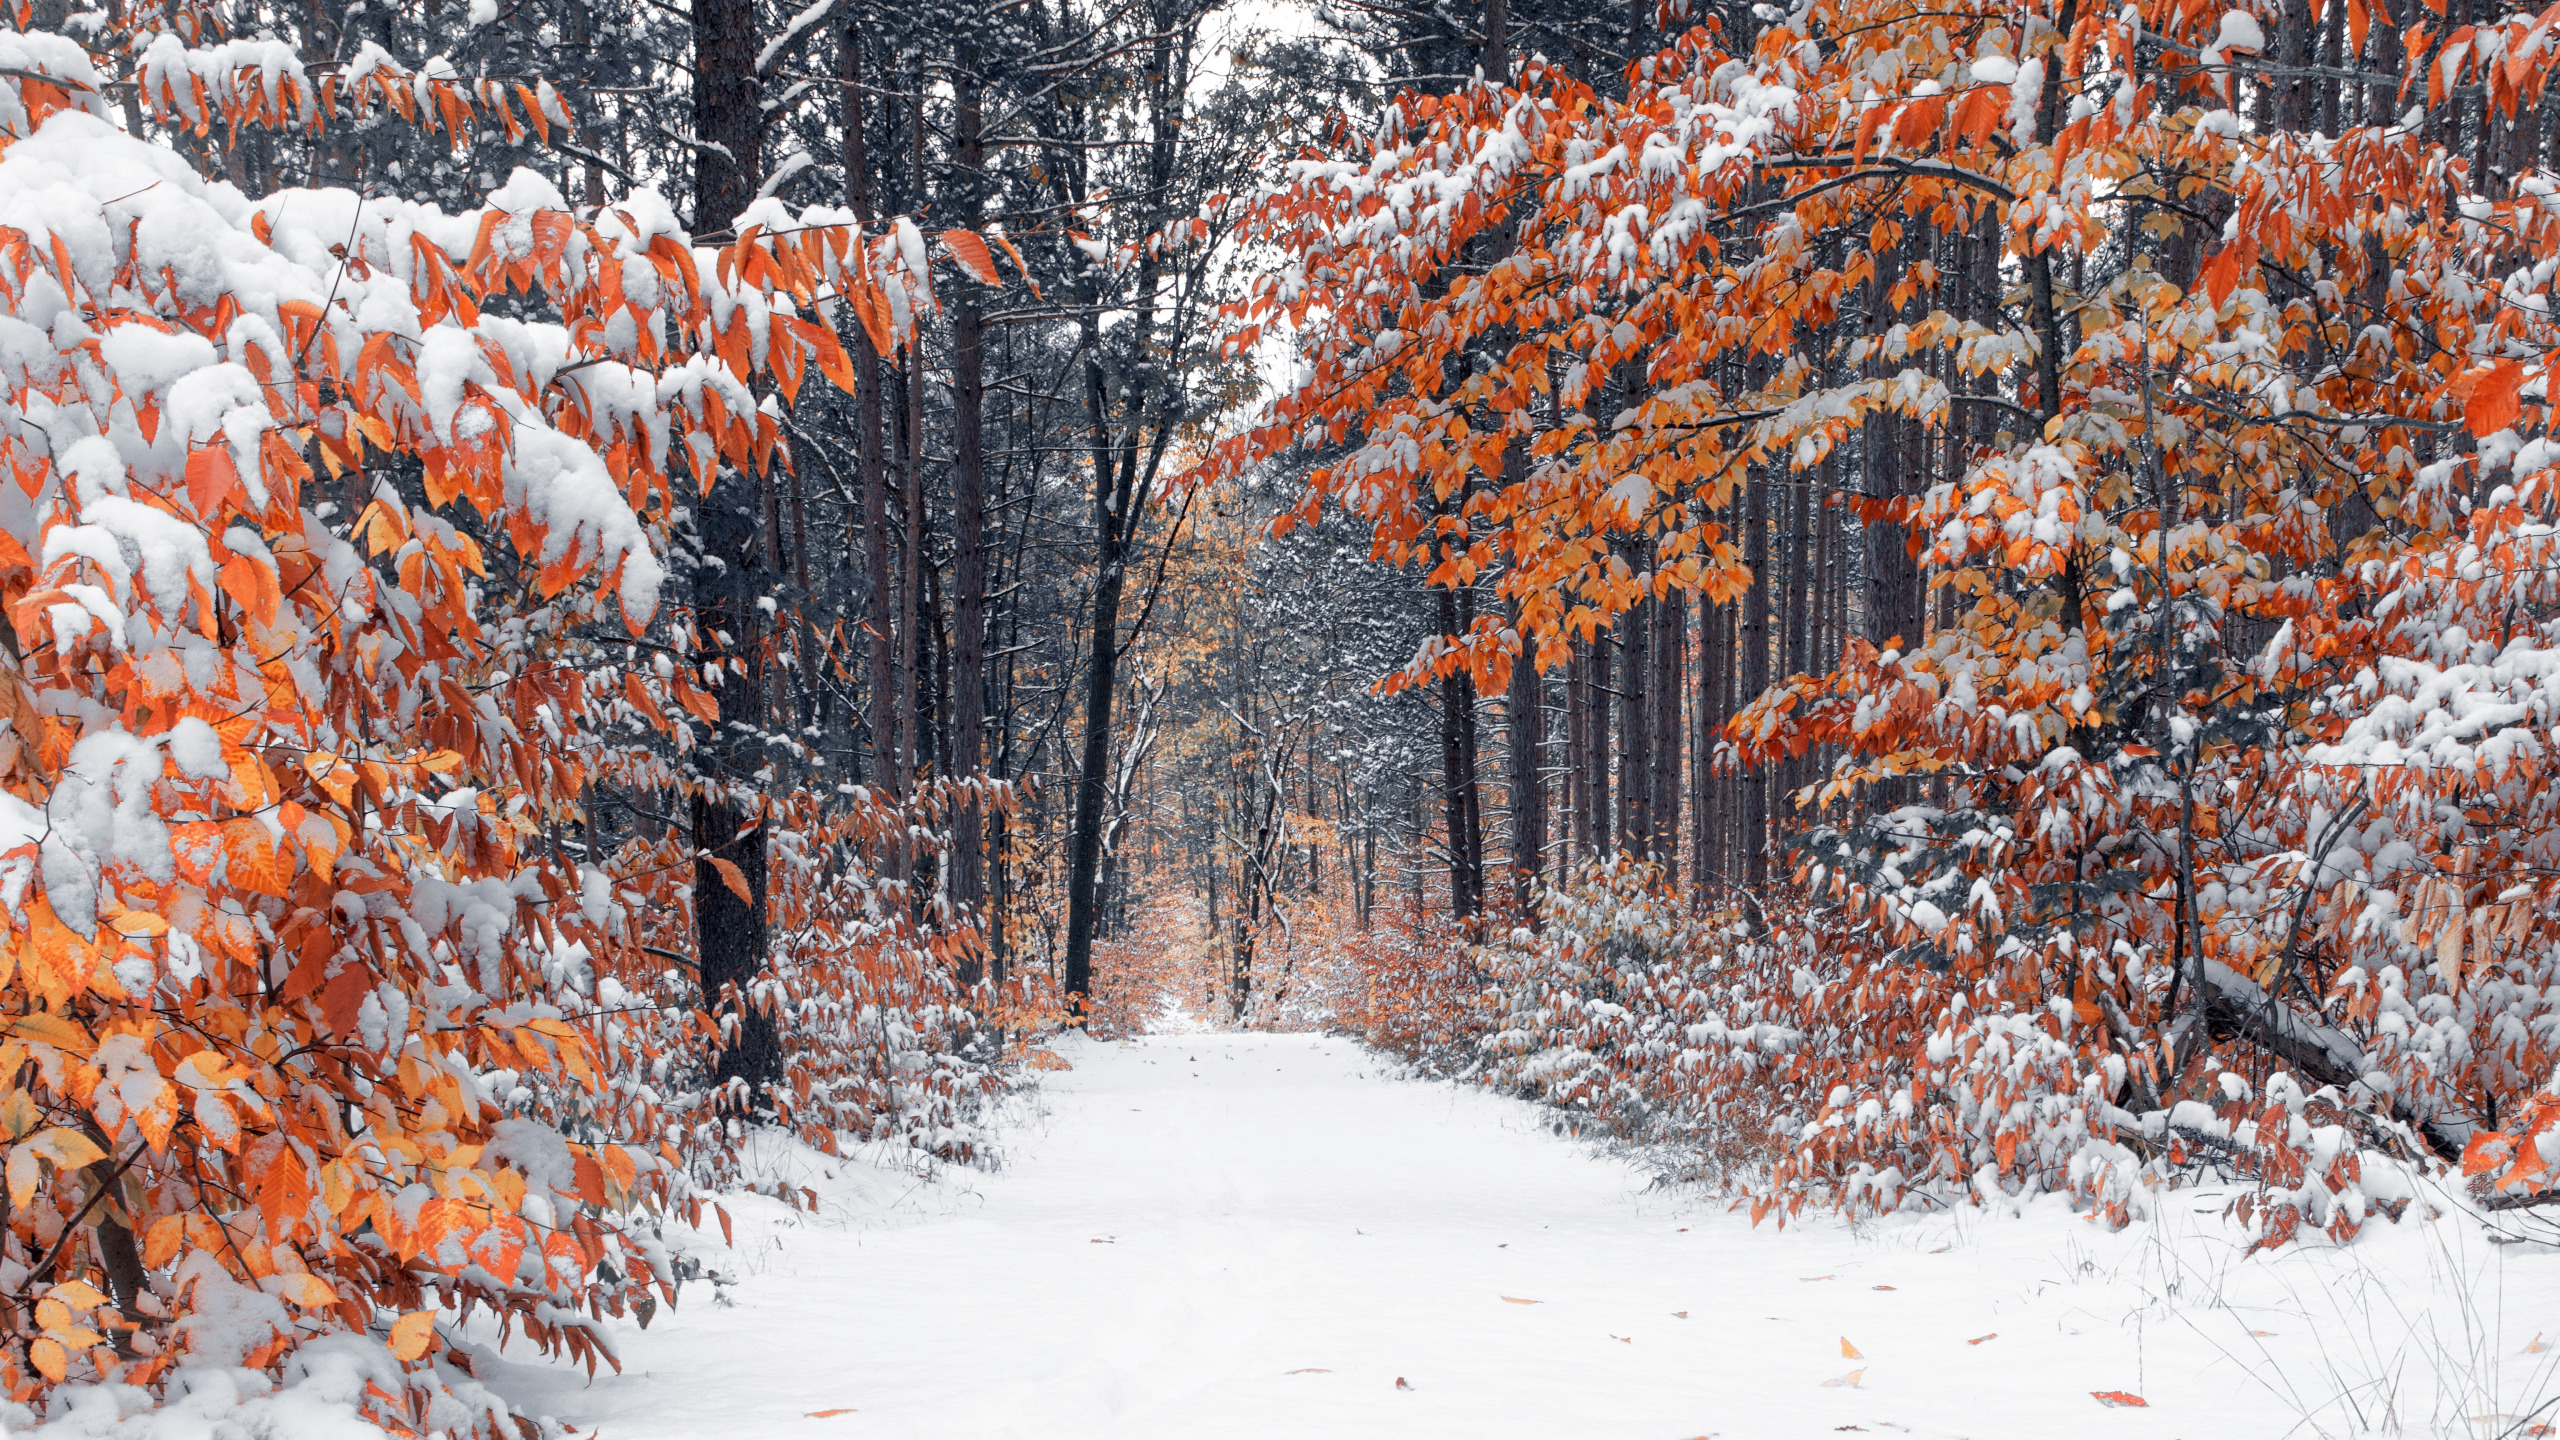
[{"x1": 492, "y1": 1030, "x2": 2560, "y2": 1440}]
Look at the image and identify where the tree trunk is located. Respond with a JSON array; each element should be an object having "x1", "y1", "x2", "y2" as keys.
[
  {"x1": 692, "y1": 0, "x2": 773, "y2": 1102},
  {"x1": 1585, "y1": 625, "x2": 1611, "y2": 857},
  {"x1": 1651, "y1": 581, "x2": 1683, "y2": 891},
  {"x1": 900, "y1": 73, "x2": 929, "y2": 865},
  {"x1": 1566, "y1": 641, "x2": 1590, "y2": 866},
  {"x1": 949, "y1": 41, "x2": 989, "y2": 965},
  {"x1": 1741, "y1": 469, "x2": 1770, "y2": 893},
  {"x1": 1691, "y1": 592, "x2": 1718, "y2": 896},
  {"x1": 841, "y1": 33, "x2": 901, "y2": 883},
  {"x1": 1438, "y1": 583, "x2": 1482, "y2": 920},
  {"x1": 1616, "y1": 591, "x2": 1650, "y2": 861},
  {"x1": 1506, "y1": 595, "x2": 1543, "y2": 920}
]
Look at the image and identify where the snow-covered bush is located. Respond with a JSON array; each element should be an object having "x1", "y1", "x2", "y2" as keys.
[
  {"x1": 1480, "y1": 859, "x2": 1742, "y2": 1145},
  {"x1": 0, "y1": 17, "x2": 1009, "y2": 1432}
]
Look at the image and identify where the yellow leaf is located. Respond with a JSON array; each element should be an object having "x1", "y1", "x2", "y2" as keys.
[
  {"x1": 29, "y1": 1337, "x2": 65, "y2": 1382},
  {"x1": 47, "y1": 1280, "x2": 107, "y2": 1310},
  {"x1": 389, "y1": 1308, "x2": 437, "y2": 1362},
  {"x1": 33, "y1": 1127, "x2": 105, "y2": 1172},
  {"x1": 1840, "y1": 1336, "x2": 1863, "y2": 1359},
  {"x1": 1820, "y1": 1369, "x2": 1865, "y2": 1388},
  {"x1": 12, "y1": 1012, "x2": 94, "y2": 1056},
  {"x1": 108, "y1": 910, "x2": 168, "y2": 938},
  {"x1": 417, "y1": 749, "x2": 465, "y2": 773},
  {"x1": 144, "y1": 1214, "x2": 183, "y2": 1269},
  {"x1": 278, "y1": 1273, "x2": 338, "y2": 1307},
  {"x1": 302, "y1": 752, "x2": 357, "y2": 806},
  {"x1": 0, "y1": 1089, "x2": 37, "y2": 1141}
]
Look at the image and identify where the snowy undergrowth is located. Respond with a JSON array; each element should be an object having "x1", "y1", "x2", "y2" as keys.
[
  {"x1": 0, "y1": 1122, "x2": 1030, "y2": 1440},
  {"x1": 16, "y1": 1035, "x2": 2560, "y2": 1438},
  {"x1": 1795, "y1": 1180, "x2": 2560, "y2": 1439},
  {"x1": 1405, "y1": 1014, "x2": 2560, "y2": 1439},
  {"x1": 485, "y1": 1032, "x2": 2560, "y2": 1439}
]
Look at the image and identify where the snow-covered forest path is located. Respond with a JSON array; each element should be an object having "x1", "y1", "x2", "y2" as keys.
[{"x1": 501, "y1": 1033, "x2": 2559, "y2": 1439}]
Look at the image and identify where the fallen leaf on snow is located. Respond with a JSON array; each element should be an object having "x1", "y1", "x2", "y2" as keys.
[
  {"x1": 1395, "y1": 1377, "x2": 1413, "y2": 1391},
  {"x1": 1089, "y1": 1238, "x2": 1115, "y2": 1245},
  {"x1": 1610, "y1": 1334, "x2": 1633, "y2": 1344},
  {"x1": 2529, "y1": 1333, "x2": 2549, "y2": 1354},
  {"x1": 1672, "y1": 1311, "x2": 1690, "y2": 1319},
  {"x1": 806, "y1": 1410, "x2": 856, "y2": 1419},
  {"x1": 1820, "y1": 1370, "x2": 1865, "y2": 1388},
  {"x1": 1501, "y1": 1296, "x2": 1541, "y2": 1305},
  {"x1": 1840, "y1": 1337, "x2": 1864, "y2": 1359},
  {"x1": 1801, "y1": 1274, "x2": 1837, "y2": 1282},
  {"x1": 1966, "y1": 1334, "x2": 1996, "y2": 1345},
  {"x1": 2092, "y1": 1391, "x2": 2148, "y2": 1408},
  {"x1": 1285, "y1": 1368, "x2": 1331, "y2": 1374},
  {"x1": 1871, "y1": 1285, "x2": 1897, "y2": 1291}
]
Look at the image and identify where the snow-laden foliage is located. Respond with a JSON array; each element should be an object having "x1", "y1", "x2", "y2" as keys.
[
  {"x1": 0, "y1": 22, "x2": 1021, "y2": 1432},
  {"x1": 1204, "y1": 0, "x2": 2560, "y2": 1247}
]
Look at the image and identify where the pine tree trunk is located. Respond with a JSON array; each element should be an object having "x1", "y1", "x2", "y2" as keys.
[
  {"x1": 1616, "y1": 591, "x2": 1650, "y2": 861},
  {"x1": 1439, "y1": 581, "x2": 1481, "y2": 920},
  {"x1": 949, "y1": 39, "x2": 990, "y2": 971},
  {"x1": 1650, "y1": 583, "x2": 1683, "y2": 890},
  {"x1": 1741, "y1": 469, "x2": 1770, "y2": 894},
  {"x1": 900, "y1": 76, "x2": 929, "y2": 853},
  {"x1": 1567, "y1": 641, "x2": 1590, "y2": 865},
  {"x1": 1588, "y1": 597, "x2": 1612, "y2": 860},
  {"x1": 841, "y1": 34, "x2": 900, "y2": 882},
  {"x1": 1060, "y1": 446, "x2": 1130, "y2": 1015},
  {"x1": 1505, "y1": 594, "x2": 1544, "y2": 920},
  {"x1": 691, "y1": 0, "x2": 775, "y2": 1103},
  {"x1": 1689, "y1": 592, "x2": 1711, "y2": 894}
]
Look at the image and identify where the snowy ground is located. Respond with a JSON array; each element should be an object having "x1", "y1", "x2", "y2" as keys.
[{"x1": 491, "y1": 1032, "x2": 2560, "y2": 1439}]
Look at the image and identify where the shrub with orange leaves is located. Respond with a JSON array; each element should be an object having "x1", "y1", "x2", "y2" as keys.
[
  {"x1": 1303, "y1": 903, "x2": 1481, "y2": 1070},
  {"x1": 1213, "y1": 0, "x2": 2560, "y2": 1247},
  {"x1": 1086, "y1": 878, "x2": 1218, "y2": 1039},
  {"x1": 1480, "y1": 861, "x2": 1750, "y2": 1146},
  {"x1": 0, "y1": 23, "x2": 979, "y2": 1429}
]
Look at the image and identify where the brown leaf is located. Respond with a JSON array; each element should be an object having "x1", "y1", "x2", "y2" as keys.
[{"x1": 706, "y1": 854, "x2": 753, "y2": 903}]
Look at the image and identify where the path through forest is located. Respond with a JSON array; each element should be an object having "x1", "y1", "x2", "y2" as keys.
[{"x1": 500, "y1": 1033, "x2": 2560, "y2": 1439}]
